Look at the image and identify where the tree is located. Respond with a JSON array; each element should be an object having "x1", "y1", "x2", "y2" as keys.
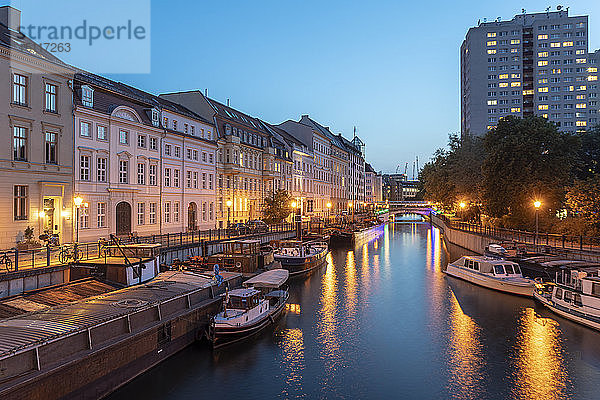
[
  {"x1": 481, "y1": 116, "x2": 577, "y2": 223},
  {"x1": 574, "y1": 124, "x2": 600, "y2": 180},
  {"x1": 565, "y1": 176, "x2": 600, "y2": 235},
  {"x1": 263, "y1": 189, "x2": 293, "y2": 224}
]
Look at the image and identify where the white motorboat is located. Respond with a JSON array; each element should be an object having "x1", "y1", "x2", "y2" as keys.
[
  {"x1": 534, "y1": 265, "x2": 600, "y2": 331},
  {"x1": 208, "y1": 269, "x2": 289, "y2": 348},
  {"x1": 445, "y1": 255, "x2": 535, "y2": 297}
]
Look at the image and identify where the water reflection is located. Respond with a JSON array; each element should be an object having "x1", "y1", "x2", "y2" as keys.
[
  {"x1": 317, "y1": 252, "x2": 340, "y2": 383},
  {"x1": 447, "y1": 292, "x2": 486, "y2": 399},
  {"x1": 278, "y1": 328, "x2": 305, "y2": 397},
  {"x1": 511, "y1": 308, "x2": 568, "y2": 400},
  {"x1": 345, "y1": 250, "x2": 357, "y2": 316}
]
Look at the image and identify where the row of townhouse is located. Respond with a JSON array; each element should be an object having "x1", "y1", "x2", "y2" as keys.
[{"x1": 0, "y1": 6, "x2": 382, "y2": 249}]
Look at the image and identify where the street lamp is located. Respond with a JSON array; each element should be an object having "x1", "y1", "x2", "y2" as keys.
[
  {"x1": 534, "y1": 200, "x2": 541, "y2": 245},
  {"x1": 459, "y1": 202, "x2": 466, "y2": 221},
  {"x1": 326, "y1": 202, "x2": 332, "y2": 223},
  {"x1": 74, "y1": 196, "x2": 83, "y2": 243},
  {"x1": 226, "y1": 199, "x2": 232, "y2": 227},
  {"x1": 291, "y1": 200, "x2": 301, "y2": 240}
]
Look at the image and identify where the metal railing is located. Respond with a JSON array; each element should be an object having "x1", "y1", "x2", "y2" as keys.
[
  {"x1": 434, "y1": 213, "x2": 600, "y2": 253},
  {"x1": 0, "y1": 222, "x2": 295, "y2": 273}
]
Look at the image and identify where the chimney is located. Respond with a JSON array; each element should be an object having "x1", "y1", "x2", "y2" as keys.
[
  {"x1": 0, "y1": 6, "x2": 21, "y2": 31},
  {"x1": 226, "y1": 98, "x2": 230, "y2": 107}
]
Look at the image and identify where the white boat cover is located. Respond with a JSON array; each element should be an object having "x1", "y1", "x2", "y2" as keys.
[{"x1": 244, "y1": 269, "x2": 289, "y2": 288}]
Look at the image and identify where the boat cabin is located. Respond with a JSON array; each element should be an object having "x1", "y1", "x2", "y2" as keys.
[
  {"x1": 71, "y1": 243, "x2": 161, "y2": 286},
  {"x1": 206, "y1": 240, "x2": 267, "y2": 275},
  {"x1": 226, "y1": 288, "x2": 262, "y2": 310},
  {"x1": 458, "y1": 256, "x2": 523, "y2": 276}
]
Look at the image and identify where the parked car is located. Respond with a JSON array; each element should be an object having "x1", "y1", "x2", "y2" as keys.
[
  {"x1": 227, "y1": 223, "x2": 249, "y2": 236},
  {"x1": 247, "y1": 220, "x2": 269, "y2": 233}
]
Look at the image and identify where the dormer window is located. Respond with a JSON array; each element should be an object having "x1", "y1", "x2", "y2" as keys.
[
  {"x1": 81, "y1": 85, "x2": 94, "y2": 107},
  {"x1": 163, "y1": 116, "x2": 168, "y2": 127},
  {"x1": 173, "y1": 120, "x2": 177, "y2": 130},
  {"x1": 151, "y1": 108, "x2": 160, "y2": 127}
]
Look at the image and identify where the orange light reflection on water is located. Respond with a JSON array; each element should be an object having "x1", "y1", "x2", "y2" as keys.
[
  {"x1": 511, "y1": 308, "x2": 568, "y2": 400},
  {"x1": 447, "y1": 292, "x2": 485, "y2": 400},
  {"x1": 317, "y1": 252, "x2": 340, "y2": 372},
  {"x1": 279, "y1": 328, "x2": 305, "y2": 396}
]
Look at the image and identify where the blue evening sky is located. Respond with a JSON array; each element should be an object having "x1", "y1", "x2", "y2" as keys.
[{"x1": 6, "y1": 1, "x2": 600, "y2": 173}]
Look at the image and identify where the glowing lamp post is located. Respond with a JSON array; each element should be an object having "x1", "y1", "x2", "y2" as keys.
[
  {"x1": 534, "y1": 200, "x2": 541, "y2": 245},
  {"x1": 291, "y1": 200, "x2": 301, "y2": 240},
  {"x1": 326, "y1": 202, "x2": 332, "y2": 223},
  {"x1": 74, "y1": 196, "x2": 83, "y2": 243},
  {"x1": 348, "y1": 201, "x2": 354, "y2": 223},
  {"x1": 459, "y1": 202, "x2": 466, "y2": 221},
  {"x1": 226, "y1": 200, "x2": 232, "y2": 227}
]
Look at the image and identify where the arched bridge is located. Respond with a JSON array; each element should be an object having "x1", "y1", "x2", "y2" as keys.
[{"x1": 385, "y1": 201, "x2": 434, "y2": 219}]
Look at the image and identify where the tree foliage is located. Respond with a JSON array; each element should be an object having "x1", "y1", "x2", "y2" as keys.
[
  {"x1": 481, "y1": 116, "x2": 577, "y2": 220},
  {"x1": 263, "y1": 189, "x2": 292, "y2": 224},
  {"x1": 565, "y1": 176, "x2": 600, "y2": 235},
  {"x1": 574, "y1": 125, "x2": 600, "y2": 180}
]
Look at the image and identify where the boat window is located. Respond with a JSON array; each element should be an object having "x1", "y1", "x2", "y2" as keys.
[
  {"x1": 504, "y1": 265, "x2": 514, "y2": 274},
  {"x1": 592, "y1": 283, "x2": 600, "y2": 296},
  {"x1": 513, "y1": 265, "x2": 521, "y2": 275},
  {"x1": 555, "y1": 288, "x2": 562, "y2": 300},
  {"x1": 494, "y1": 265, "x2": 504, "y2": 275},
  {"x1": 574, "y1": 294, "x2": 583, "y2": 307},
  {"x1": 473, "y1": 262, "x2": 479, "y2": 271},
  {"x1": 564, "y1": 291, "x2": 573, "y2": 303}
]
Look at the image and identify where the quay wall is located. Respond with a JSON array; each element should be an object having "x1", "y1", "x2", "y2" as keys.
[{"x1": 430, "y1": 214, "x2": 600, "y2": 263}]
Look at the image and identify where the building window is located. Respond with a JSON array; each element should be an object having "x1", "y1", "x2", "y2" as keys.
[
  {"x1": 80, "y1": 206, "x2": 89, "y2": 229},
  {"x1": 202, "y1": 173, "x2": 207, "y2": 189},
  {"x1": 174, "y1": 146, "x2": 181, "y2": 158},
  {"x1": 119, "y1": 129, "x2": 129, "y2": 145},
  {"x1": 202, "y1": 203, "x2": 207, "y2": 221},
  {"x1": 119, "y1": 160, "x2": 128, "y2": 183},
  {"x1": 137, "y1": 134, "x2": 146, "y2": 148},
  {"x1": 149, "y1": 164, "x2": 157, "y2": 186},
  {"x1": 97, "y1": 125, "x2": 107, "y2": 140},
  {"x1": 184, "y1": 123, "x2": 188, "y2": 133},
  {"x1": 174, "y1": 201, "x2": 180, "y2": 222},
  {"x1": 174, "y1": 169, "x2": 180, "y2": 187},
  {"x1": 164, "y1": 202, "x2": 171, "y2": 223},
  {"x1": 187, "y1": 171, "x2": 192, "y2": 188},
  {"x1": 97, "y1": 202, "x2": 106, "y2": 228},
  {"x1": 193, "y1": 171, "x2": 198, "y2": 189},
  {"x1": 11, "y1": 126, "x2": 27, "y2": 161},
  {"x1": 13, "y1": 185, "x2": 28, "y2": 220},
  {"x1": 45, "y1": 131, "x2": 57, "y2": 164},
  {"x1": 202, "y1": 152, "x2": 207, "y2": 162},
  {"x1": 137, "y1": 203, "x2": 145, "y2": 225},
  {"x1": 12, "y1": 73, "x2": 27, "y2": 105},
  {"x1": 45, "y1": 83, "x2": 57, "y2": 112},
  {"x1": 165, "y1": 144, "x2": 172, "y2": 156},
  {"x1": 81, "y1": 85, "x2": 94, "y2": 107},
  {"x1": 80, "y1": 121, "x2": 91, "y2": 137},
  {"x1": 209, "y1": 203, "x2": 213, "y2": 220},
  {"x1": 193, "y1": 150, "x2": 198, "y2": 161},
  {"x1": 149, "y1": 137, "x2": 157, "y2": 150},
  {"x1": 80, "y1": 155, "x2": 90, "y2": 181},
  {"x1": 149, "y1": 203, "x2": 156, "y2": 224},
  {"x1": 97, "y1": 157, "x2": 107, "y2": 182},
  {"x1": 151, "y1": 108, "x2": 160, "y2": 127},
  {"x1": 137, "y1": 162, "x2": 145, "y2": 185},
  {"x1": 164, "y1": 168, "x2": 171, "y2": 187},
  {"x1": 209, "y1": 174, "x2": 213, "y2": 189}
]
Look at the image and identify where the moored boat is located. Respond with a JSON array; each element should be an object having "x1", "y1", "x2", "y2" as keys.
[
  {"x1": 208, "y1": 269, "x2": 289, "y2": 348},
  {"x1": 445, "y1": 255, "x2": 535, "y2": 297},
  {"x1": 533, "y1": 265, "x2": 600, "y2": 331},
  {"x1": 273, "y1": 240, "x2": 329, "y2": 277}
]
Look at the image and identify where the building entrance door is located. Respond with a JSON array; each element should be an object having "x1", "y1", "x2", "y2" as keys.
[
  {"x1": 188, "y1": 202, "x2": 197, "y2": 231},
  {"x1": 116, "y1": 202, "x2": 132, "y2": 236}
]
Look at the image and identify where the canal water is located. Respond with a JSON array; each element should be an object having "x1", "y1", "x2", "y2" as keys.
[{"x1": 108, "y1": 219, "x2": 600, "y2": 399}]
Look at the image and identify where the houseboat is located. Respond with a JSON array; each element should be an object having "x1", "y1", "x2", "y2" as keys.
[
  {"x1": 328, "y1": 220, "x2": 385, "y2": 247},
  {"x1": 445, "y1": 255, "x2": 535, "y2": 297},
  {"x1": 208, "y1": 269, "x2": 289, "y2": 348},
  {"x1": 534, "y1": 264, "x2": 600, "y2": 331},
  {"x1": 273, "y1": 240, "x2": 329, "y2": 277}
]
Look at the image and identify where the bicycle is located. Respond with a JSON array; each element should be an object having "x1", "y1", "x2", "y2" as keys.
[
  {"x1": 0, "y1": 252, "x2": 13, "y2": 272},
  {"x1": 58, "y1": 244, "x2": 80, "y2": 264},
  {"x1": 98, "y1": 238, "x2": 109, "y2": 258}
]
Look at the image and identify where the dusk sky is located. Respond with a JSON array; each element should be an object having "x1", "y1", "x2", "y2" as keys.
[{"x1": 8, "y1": 0, "x2": 600, "y2": 173}]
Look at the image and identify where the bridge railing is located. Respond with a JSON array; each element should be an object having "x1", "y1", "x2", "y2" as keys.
[{"x1": 434, "y1": 213, "x2": 600, "y2": 253}]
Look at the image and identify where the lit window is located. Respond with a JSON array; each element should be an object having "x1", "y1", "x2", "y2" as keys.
[
  {"x1": 511, "y1": 39, "x2": 520, "y2": 45},
  {"x1": 576, "y1": 58, "x2": 586, "y2": 64},
  {"x1": 588, "y1": 76, "x2": 598, "y2": 81},
  {"x1": 550, "y1": 42, "x2": 561, "y2": 48},
  {"x1": 538, "y1": 60, "x2": 548, "y2": 66},
  {"x1": 499, "y1": 74, "x2": 509, "y2": 79},
  {"x1": 511, "y1": 82, "x2": 521, "y2": 87},
  {"x1": 487, "y1": 32, "x2": 497, "y2": 38},
  {"x1": 538, "y1": 52, "x2": 548, "y2": 57},
  {"x1": 538, "y1": 87, "x2": 549, "y2": 92},
  {"x1": 487, "y1": 100, "x2": 498, "y2": 105},
  {"x1": 576, "y1": 103, "x2": 587, "y2": 109},
  {"x1": 487, "y1": 41, "x2": 497, "y2": 46},
  {"x1": 563, "y1": 41, "x2": 573, "y2": 47},
  {"x1": 538, "y1": 105, "x2": 549, "y2": 110},
  {"x1": 487, "y1": 49, "x2": 497, "y2": 54},
  {"x1": 576, "y1": 121, "x2": 587, "y2": 127},
  {"x1": 511, "y1": 107, "x2": 521, "y2": 113},
  {"x1": 499, "y1": 82, "x2": 509, "y2": 87},
  {"x1": 538, "y1": 34, "x2": 548, "y2": 40}
]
